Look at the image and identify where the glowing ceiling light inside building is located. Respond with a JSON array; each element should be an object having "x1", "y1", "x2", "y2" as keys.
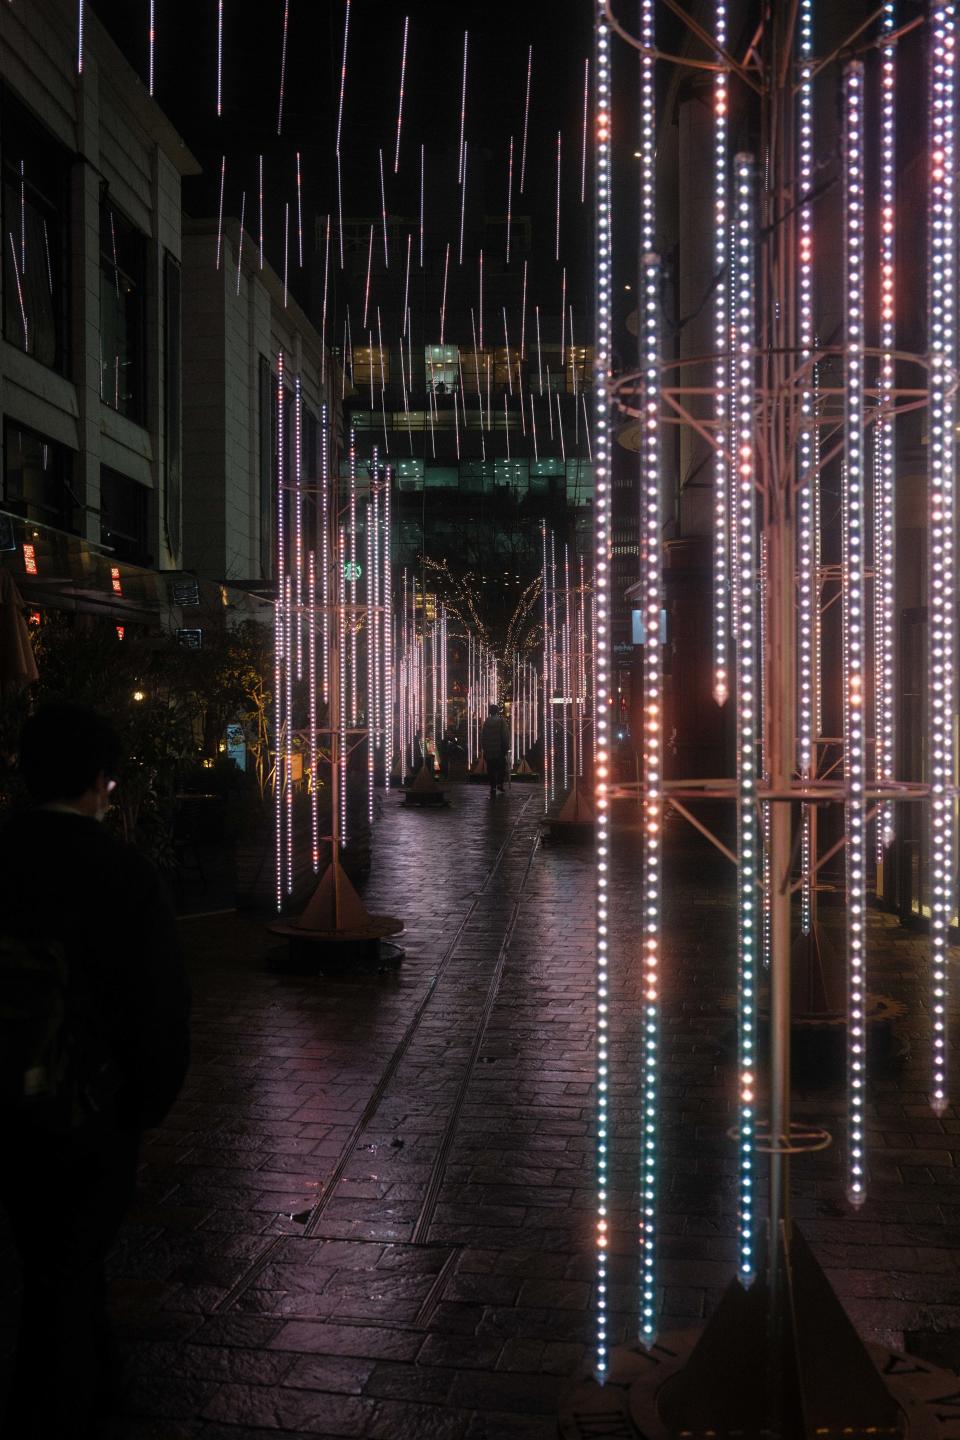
[
  {"x1": 928, "y1": 1, "x2": 955, "y2": 1115},
  {"x1": 843, "y1": 63, "x2": 868, "y2": 1204},
  {"x1": 712, "y1": 0, "x2": 729, "y2": 708},
  {"x1": 875, "y1": 1, "x2": 897, "y2": 859},
  {"x1": 734, "y1": 153, "x2": 757, "y2": 1284}
]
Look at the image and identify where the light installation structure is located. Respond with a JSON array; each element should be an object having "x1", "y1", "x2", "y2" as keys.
[{"x1": 595, "y1": 0, "x2": 958, "y2": 1404}]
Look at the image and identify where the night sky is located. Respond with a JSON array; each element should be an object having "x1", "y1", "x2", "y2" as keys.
[{"x1": 90, "y1": 1, "x2": 600, "y2": 326}]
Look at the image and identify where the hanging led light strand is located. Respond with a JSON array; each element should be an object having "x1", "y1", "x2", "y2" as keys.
[
  {"x1": 636, "y1": 0, "x2": 660, "y2": 1347},
  {"x1": 875, "y1": 0, "x2": 897, "y2": 859},
  {"x1": 593, "y1": 0, "x2": 612, "y2": 1379},
  {"x1": 712, "y1": 0, "x2": 729, "y2": 707},
  {"x1": 394, "y1": 14, "x2": 409, "y2": 174},
  {"x1": 734, "y1": 153, "x2": 757, "y2": 1284},
  {"x1": 928, "y1": 1, "x2": 956, "y2": 1115},
  {"x1": 796, "y1": 0, "x2": 817, "y2": 935}
]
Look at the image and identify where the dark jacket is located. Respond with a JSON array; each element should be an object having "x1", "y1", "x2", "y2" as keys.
[
  {"x1": 0, "y1": 809, "x2": 190, "y2": 1131},
  {"x1": 480, "y1": 716, "x2": 511, "y2": 759}
]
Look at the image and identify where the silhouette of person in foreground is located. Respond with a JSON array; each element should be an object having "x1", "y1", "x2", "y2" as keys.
[
  {"x1": 0, "y1": 703, "x2": 190, "y2": 1438},
  {"x1": 480, "y1": 703, "x2": 511, "y2": 799}
]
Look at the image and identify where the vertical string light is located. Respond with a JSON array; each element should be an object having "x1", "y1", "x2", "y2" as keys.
[
  {"x1": 843, "y1": 62, "x2": 868, "y2": 1203},
  {"x1": 394, "y1": 14, "x2": 409, "y2": 173},
  {"x1": 216, "y1": 0, "x2": 223, "y2": 114},
  {"x1": 796, "y1": 0, "x2": 817, "y2": 935},
  {"x1": 78, "y1": 0, "x2": 85, "y2": 75},
  {"x1": 294, "y1": 376, "x2": 303, "y2": 681},
  {"x1": 875, "y1": 1, "x2": 897, "y2": 859},
  {"x1": 372, "y1": 462, "x2": 381, "y2": 764},
  {"x1": 734, "y1": 154, "x2": 757, "y2": 1283},
  {"x1": 349, "y1": 429, "x2": 358, "y2": 725},
  {"x1": 593, "y1": 0, "x2": 612, "y2": 1378},
  {"x1": 338, "y1": 527, "x2": 348, "y2": 846},
  {"x1": 712, "y1": 0, "x2": 729, "y2": 707},
  {"x1": 216, "y1": 156, "x2": 226, "y2": 271},
  {"x1": 928, "y1": 1, "x2": 955, "y2": 1115},
  {"x1": 384, "y1": 468, "x2": 394, "y2": 784},
  {"x1": 275, "y1": 351, "x2": 286, "y2": 912},
  {"x1": 321, "y1": 403, "x2": 330, "y2": 705},
  {"x1": 458, "y1": 31, "x2": 469, "y2": 184},
  {"x1": 542, "y1": 523, "x2": 551, "y2": 815},
  {"x1": 367, "y1": 504, "x2": 375, "y2": 824},
  {"x1": 148, "y1": 0, "x2": 156, "y2": 95},
  {"x1": 637, "y1": 0, "x2": 659, "y2": 1347},
  {"x1": 308, "y1": 550, "x2": 319, "y2": 871}
]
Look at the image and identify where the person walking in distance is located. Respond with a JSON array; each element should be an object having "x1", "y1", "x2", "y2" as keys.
[
  {"x1": 0, "y1": 703, "x2": 190, "y2": 1439},
  {"x1": 480, "y1": 702, "x2": 511, "y2": 800}
]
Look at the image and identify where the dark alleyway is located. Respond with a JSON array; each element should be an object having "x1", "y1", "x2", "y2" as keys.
[{"x1": 4, "y1": 783, "x2": 960, "y2": 1438}]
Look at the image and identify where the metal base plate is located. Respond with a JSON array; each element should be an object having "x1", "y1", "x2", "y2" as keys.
[{"x1": 560, "y1": 1333, "x2": 960, "y2": 1439}]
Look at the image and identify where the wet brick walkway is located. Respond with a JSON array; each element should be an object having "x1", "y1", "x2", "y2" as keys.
[{"x1": 4, "y1": 783, "x2": 960, "y2": 1436}]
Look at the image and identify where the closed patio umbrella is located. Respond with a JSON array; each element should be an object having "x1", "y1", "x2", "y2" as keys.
[{"x1": 0, "y1": 569, "x2": 39, "y2": 697}]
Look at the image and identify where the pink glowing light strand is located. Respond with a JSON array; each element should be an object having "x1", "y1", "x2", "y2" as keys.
[
  {"x1": 440, "y1": 242, "x2": 451, "y2": 346},
  {"x1": 362, "y1": 223, "x2": 373, "y2": 330},
  {"x1": 321, "y1": 403, "x2": 330, "y2": 705},
  {"x1": 149, "y1": 0, "x2": 156, "y2": 95},
  {"x1": 458, "y1": 31, "x2": 469, "y2": 185},
  {"x1": 320, "y1": 215, "x2": 331, "y2": 388},
  {"x1": 555, "y1": 130, "x2": 562, "y2": 261},
  {"x1": 502, "y1": 307, "x2": 514, "y2": 395},
  {"x1": 478, "y1": 248, "x2": 484, "y2": 350},
  {"x1": 349, "y1": 431, "x2": 358, "y2": 726},
  {"x1": 274, "y1": 350, "x2": 287, "y2": 912},
  {"x1": 394, "y1": 14, "x2": 409, "y2": 173},
  {"x1": 308, "y1": 549, "x2": 319, "y2": 870},
  {"x1": 506, "y1": 136, "x2": 514, "y2": 264},
  {"x1": 379, "y1": 148, "x2": 389, "y2": 267},
  {"x1": 338, "y1": 525, "x2": 348, "y2": 845},
  {"x1": 276, "y1": 0, "x2": 289, "y2": 136},
  {"x1": 459, "y1": 141, "x2": 469, "y2": 265},
  {"x1": 335, "y1": 0, "x2": 351, "y2": 155},
  {"x1": 216, "y1": 0, "x2": 222, "y2": 113},
  {"x1": 294, "y1": 376, "x2": 304, "y2": 682},
  {"x1": 580, "y1": 57, "x2": 589, "y2": 203},
  {"x1": 296, "y1": 152, "x2": 304, "y2": 267},
  {"x1": 519, "y1": 44, "x2": 532, "y2": 194},
  {"x1": 402, "y1": 232, "x2": 412, "y2": 333},
  {"x1": 367, "y1": 506, "x2": 375, "y2": 823},
  {"x1": 236, "y1": 191, "x2": 246, "y2": 295},
  {"x1": 78, "y1": 0, "x2": 85, "y2": 75},
  {"x1": 283, "y1": 202, "x2": 289, "y2": 307},
  {"x1": 216, "y1": 155, "x2": 226, "y2": 270}
]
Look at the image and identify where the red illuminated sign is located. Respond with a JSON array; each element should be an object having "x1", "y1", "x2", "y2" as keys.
[
  {"x1": 22, "y1": 543, "x2": 37, "y2": 576},
  {"x1": 115, "y1": 626, "x2": 125, "y2": 641},
  {"x1": 110, "y1": 566, "x2": 123, "y2": 595}
]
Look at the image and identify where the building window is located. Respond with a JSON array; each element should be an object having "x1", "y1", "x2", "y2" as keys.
[
  {"x1": 352, "y1": 345, "x2": 389, "y2": 389},
  {"x1": 100, "y1": 197, "x2": 146, "y2": 421},
  {"x1": 100, "y1": 466, "x2": 150, "y2": 567},
  {"x1": 424, "y1": 344, "x2": 458, "y2": 392},
  {"x1": 3, "y1": 422, "x2": 77, "y2": 531},
  {"x1": 2, "y1": 89, "x2": 70, "y2": 373}
]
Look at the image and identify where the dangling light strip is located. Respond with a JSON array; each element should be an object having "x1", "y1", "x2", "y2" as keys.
[
  {"x1": 875, "y1": 1, "x2": 897, "y2": 859},
  {"x1": 639, "y1": 247, "x2": 662, "y2": 1345},
  {"x1": 384, "y1": 468, "x2": 393, "y2": 786},
  {"x1": 349, "y1": 430, "x2": 358, "y2": 725},
  {"x1": 712, "y1": 0, "x2": 729, "y2": 707},
  {"x1": 373, "y1": 461, "x2": 382, "y2": 759},
  {"x1": 542, "y1": 522, "x2": 551, "y2": 817},
  {"x1": 339, "y1": 526, "x2": 348, "y2": 846},
  {"x1": 843, "y1": 63, "x2": 868, "y2": 1205},
  {"x1": 796, "y1": 0, "x2": 817, "y2": 939},
  {"x1": 734, "y1": 154, "x2": 757, "y2": 1283},
  {"x1": 308, "y1": 550, "x2": 319, "y2": 871},
  {"x1": 367, "y1": 505, "x2": 375, "y2": 824},
  {"x1": 593, "y1": 1, "x2": 612, "y2": 1373},
  {"x1": 928, "y1": 1, "x2": 955, "y2": 1115},
  {"x1": 284, "y1": 569, "x2": 294, "y2": 896},
  {"x1": 275, "y1": 351, "x2": 286, "y2": 912},
  {"x1": 78, "y1": 0, "x2": 85, "y2": 75},
  {"x1": 294, "y1": 376, "x2": 303, "y2": 681},
  {"x1": 321, "y1": 404, "x2": 330, "y2": 705}
]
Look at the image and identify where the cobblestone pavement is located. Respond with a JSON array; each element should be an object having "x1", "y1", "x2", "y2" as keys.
[{"x1": 4, "y1": 783, "x2": 960, "y2": 1437}]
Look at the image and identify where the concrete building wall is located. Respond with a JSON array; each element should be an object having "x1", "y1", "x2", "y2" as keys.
[{"x1": 0, "y1": 0, "x2": 198, "y2": 577}]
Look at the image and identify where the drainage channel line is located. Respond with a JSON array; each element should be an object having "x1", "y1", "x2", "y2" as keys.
[
  {"x1": 213, "y1": 795, "x2": 536, "y2": 1313},
  {"x1": 410, "y1": 825, "x2": 541, "y2": 1245}
]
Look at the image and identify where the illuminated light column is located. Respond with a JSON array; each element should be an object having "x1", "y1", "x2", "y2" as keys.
[
  {"x1": 78, "y1": 0, "x2": 85, "y2": 74},
  {"x1": 284, "y1": 572, "x2": 294, "y2": 896},
  {"x1": 384, "y1": 469, "x2": 394, "y2": 781},
  {"x1": 349, "y1": 430, "x2": 358, "y2": 726},
  {"x1": 148, "y1": 0, "x2": 156, "y2": 94},
  {"x1": 321, "y1": 404, "x2": 330, "y2": 705},
  {"x1": 372, "y1": 462, "x2": 381, "y2": 762},
  {"x1": 796, "y1": 0, "x2": 817, "y2": 935},
  {"x1": 394, "y1": 13, "x2": 409, "y2": 173},
  {"x1": 843, "y1": 62, "x2": 868, "y2": 1203},
  {"x1": 712, "y1": 0, "x2": 729, "y2": 707},
  {"x1": 294, "y1": 377, "x2": 303, "y2": 680},
  {"x1": 593, "y1": 0, "x2": 613, "y2": 1375},
  {"x1": 338, "y1": 527, "x2": 348, "y2": 846},
  {"x1": 216, "y1": 156, "x2": 226, "y2": 270},
  {"x1": 875, "y1": 1, "x2": 897, "y2": 859},
  {"x1": 275, "y1": 351, "x2": 287, "y2": 912},
  {"x1": 216, "y1": 0, "x2": 222, "y2": 113},
  {"x1": 733, "y1": 154, "x2": 757, "y2": 1283},
  {"x1": 928, "y1": 1, "x2": 955, "y2": 1114},
  {"x1": 308, "y1": 551, "x2": 319, "y2": 871},
  {"x1": 638, "y1": 247, "x2": 662, "y2": 1342},
  {"x1": 366, "y1": 505, "x2": 375, "y2": 824}
]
